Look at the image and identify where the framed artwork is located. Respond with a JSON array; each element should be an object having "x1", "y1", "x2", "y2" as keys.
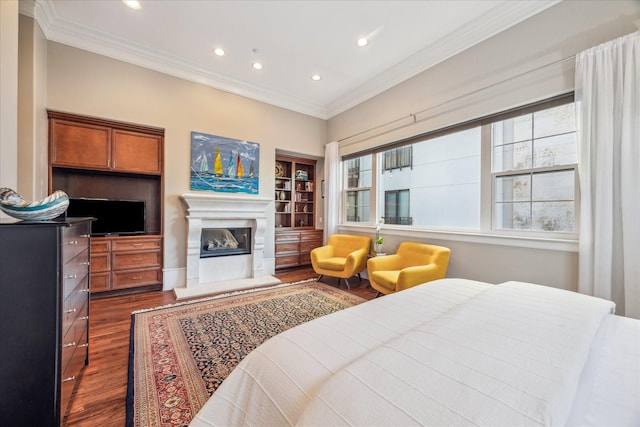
[{"x1": 190, "y1": 131, "x2": 259, "y2": 194}]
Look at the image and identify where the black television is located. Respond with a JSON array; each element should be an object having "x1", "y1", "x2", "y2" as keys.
[{"x1": 67, "y1": 197, "x2": 146, "y2": 236}]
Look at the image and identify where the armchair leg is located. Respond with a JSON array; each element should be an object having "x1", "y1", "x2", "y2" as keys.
[
  {"x1": 375, "y1": 291, "x2": 382, "y2": 298},
  {"x1": 343, "y1": 278, "x2": 351, "y2": 290},
  {"x1": 357, "y1": 273, "x2": 362, "y2": 283},
  {"x1": 316, "y1": 275, "x2": 324, "y2": 282}
]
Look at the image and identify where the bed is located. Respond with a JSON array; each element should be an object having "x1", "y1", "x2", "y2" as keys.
[{"x1": 190, "y1": 278, "x2": 640, "y2": 426}]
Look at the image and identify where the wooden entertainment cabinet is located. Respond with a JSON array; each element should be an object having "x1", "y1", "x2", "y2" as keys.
[{"x1": 48, "y1": 110, "x2": 164, "y2": 295}]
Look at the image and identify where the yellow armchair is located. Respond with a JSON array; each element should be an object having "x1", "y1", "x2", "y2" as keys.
[
  {"x1": 311, "y1": 234, "x2": 371, "y2": 289},
  {"x1": 367, "y1": 242, "x2": 450, "y2": 295}
]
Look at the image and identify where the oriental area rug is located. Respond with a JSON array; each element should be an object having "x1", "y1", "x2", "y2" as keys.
[{"x1": 126, "y1": 280, "x2": 366, "y2": 427}]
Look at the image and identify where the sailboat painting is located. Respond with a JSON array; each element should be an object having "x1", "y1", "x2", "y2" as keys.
[{"x1": 190, "y1": 131, "x2": 259, "y2": 194}]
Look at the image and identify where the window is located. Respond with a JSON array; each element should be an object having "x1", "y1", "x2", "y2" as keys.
[
  {"x1": 384, "y1": 189, "x2": 411, "y2": 225},
  {"x1": 344, "y1": 155, "x2": 372, "y2": 222},
  {"x1": 341, "y1": 94, "x2": 577, "y2": 237},
  {"x1": 382, "y1": 146, "x2": 412, "y2": 171},
  {"x1": 492, "y1": 102, "x2": 577, "y2": 232}
]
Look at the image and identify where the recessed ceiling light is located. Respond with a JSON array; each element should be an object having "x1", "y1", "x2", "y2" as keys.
[
  {"x1": 213, "y1": 48, "x2": 225, "y2": 57},
  {"x1": 311, "y1": 74, "x2": 321, "y2": 81},
  {"x1": 252, "y1": 62, "x2": 263, "y2": 70},
  {"x1": 122, "y1": 0, "x2": 141, "y2": 10},
  {"x1": 357, "y1": 37, "x2": 368, "y2": 47}
]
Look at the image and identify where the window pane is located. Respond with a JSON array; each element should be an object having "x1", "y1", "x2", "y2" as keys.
[
  {"x1": 346, "y1": 156, "x2": 372, "y2": 188},
  {"x1": 532, "y1": 201, "x2": 574, "y2": 232},
  {"x1": 533, "y1": 133, "x2": 577, "y2": 168},
  {"x1": 532, "y1": 170, "x2": 574, "y2": 202},
  {"x1": 495, "y1": 174, "x2": 530, "y2": 202},
  {"x1": 495, "y1": 202, "x2": 531, "y2": 230},
  {"x1": 346, "y1": 190, "x2": 370, "y2": 222},
  {"x1": 533, "y1": 103, "x2": 575, "y2": 139},
  {"x1": 379, "y1": 127, "x2": 480, "y2": 229},
  {"x1": 492, "y1": 140, "x2": 532, "y2": 172},
  {"x1": 492, "y1": 114, "x2": 532, "y2": 145}
]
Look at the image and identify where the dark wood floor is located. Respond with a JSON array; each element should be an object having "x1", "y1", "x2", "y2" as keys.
[{"x1": 64, "y1": 267, "x2": 375, "y2": 426}]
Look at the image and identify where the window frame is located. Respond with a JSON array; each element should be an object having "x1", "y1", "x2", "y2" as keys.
[{"x1": 340, "y1": 93, "x2": 578, "y2": 244}]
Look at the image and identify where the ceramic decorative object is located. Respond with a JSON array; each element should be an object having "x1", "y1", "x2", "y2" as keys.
[{"x1": 0, "y1": 187, "x2": 69, "y2": 221}]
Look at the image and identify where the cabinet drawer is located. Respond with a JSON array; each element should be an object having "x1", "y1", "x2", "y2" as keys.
[
  {"x1": 275, "y1": 254, "x2": 299, "y2": 268},
  {"x1": 91, "y1": 239, "x2": 111, "y2": 253},
  {"x1": 275, "y1": 232, "x2": 300, "y2": 243},
  {"x1": 300, "y1": 240, "x2": 321, "y2": 253},
  {"x1": 63, "y1": 250, "x2": 89, "y2": 301},
  {"x1": 112, "y1": 267, "x2": 162, "y2": 289},
  {"x1": 90, "y1": 252, "x2": 111, "y2": 273},
  {"x1": 112, "y1": 238, "x2": 161, "y2": 252},
  {"x1": 112, "y1": 250, "x2": 161, "y2": 270},
  {"x1": 90, "y1": 272, "x2": 111, "y2": 293},
  {"x1": 299, "y1": 252, "x2": 312, "y2": 265},
  {"x1": 276, "y1": 242, "x2": 299, "y2": 253},
  {"x1": 62, "y1": 226, "x2": 90, "y2": 263}
]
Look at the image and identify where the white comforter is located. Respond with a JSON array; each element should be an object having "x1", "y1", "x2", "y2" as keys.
[{"x1": 190, "y1": 279, "x2": 637, "y2": 427}]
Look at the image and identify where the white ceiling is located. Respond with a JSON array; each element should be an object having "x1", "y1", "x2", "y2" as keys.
[{"x1": 27, "y1": 0, "x2": 559, "y2": 119}]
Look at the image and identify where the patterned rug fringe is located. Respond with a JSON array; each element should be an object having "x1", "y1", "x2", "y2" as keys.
[{"x1": 131, "y1": 278, "x2": 317, "y2": 315}]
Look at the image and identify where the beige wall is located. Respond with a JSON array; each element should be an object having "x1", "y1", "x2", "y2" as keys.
[
  {"x1": 18, "y1": 13, "x2": 48, "y2": 201},
  {"x1": 0, "y1": 0, "x2": 19, "y2": 211},
  {"x1": 329, "y1": 0, "x2": 640, "y2": 291},
  {"x1": 45, "y1": 42, "x2": 326, "y2": 288}
]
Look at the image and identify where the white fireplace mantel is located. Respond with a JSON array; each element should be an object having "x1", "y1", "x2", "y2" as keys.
[{"x1": 176, "y1": 193, "x2": 278, "y2": 299}]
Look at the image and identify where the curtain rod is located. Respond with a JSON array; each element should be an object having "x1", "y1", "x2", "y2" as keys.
[{"x1": 338, "y1": 54, "x2": 576, "y2": 144}]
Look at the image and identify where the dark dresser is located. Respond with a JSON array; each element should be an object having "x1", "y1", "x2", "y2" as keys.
[{"x1": 0, "y1": 218, "x2": 92, "y2": 426}]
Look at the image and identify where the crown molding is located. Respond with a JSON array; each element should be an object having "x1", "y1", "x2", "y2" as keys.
[
  {"x1": 27, "y1": 0, "x2": 558, "y2": 121},
  {"x1": 31, "y1": 0, "x2": 328, "y2": 119}
]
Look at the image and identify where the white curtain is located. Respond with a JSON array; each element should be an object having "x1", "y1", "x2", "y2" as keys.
[
  {"x1": 323, "y1": 141, "x2": 340, "y2": 242},
  {"x1": 576, "y1": 31, "x2": 640, "y2": 318}
]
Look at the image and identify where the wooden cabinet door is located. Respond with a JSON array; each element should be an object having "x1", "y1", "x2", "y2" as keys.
[
  {"x1": 112, "y1": 130, "x2": 162, "y2": 174},
  {"x1": 50, "y1": 119, "x2": 111, "y2": 169}
]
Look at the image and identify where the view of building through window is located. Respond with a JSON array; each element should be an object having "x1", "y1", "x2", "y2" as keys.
[{"x1": 345, "y1": 155, "x2": 372, "y2": 222}]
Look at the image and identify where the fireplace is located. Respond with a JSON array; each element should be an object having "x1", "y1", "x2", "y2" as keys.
[
  {"x1": 178, "y1": 193, "x2": 277, "y2": 296},
  {"x1": 201, "y1": 227, "x2": 252, "y2": 258}
]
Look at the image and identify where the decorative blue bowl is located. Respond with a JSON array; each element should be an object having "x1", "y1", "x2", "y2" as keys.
[{"x1": 0, "y1": 187, "x2": 69, "y2": 221}]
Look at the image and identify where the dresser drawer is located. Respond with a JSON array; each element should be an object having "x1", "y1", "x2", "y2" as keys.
[
  {"x1": 90, "y1": 252, "x2": 111, "y2": 273},
  {"x1": 61, "y1": 307, "x2": 88, "y2": 373},
  {"x1": 62, "y1": 223, "x2": 91, "y2": 263},
  {"x1": 61, "y1": 329, "x2": 88, "y2": 417},
  {"x1": 62, "y1": 281, "x2": 89, "y2": 338},
  {"x1": 62, "y1": 250, "x2": 89, "y2": 301},
  {"x1": 112, "y1": 267, "x2": 162, "y2": 289},
  {"x1": 112, "y1": 238, "x2": 161, "y2": 252},
  {"x1": 112, "y1": 250, "x2": 161, "y2": 270}
]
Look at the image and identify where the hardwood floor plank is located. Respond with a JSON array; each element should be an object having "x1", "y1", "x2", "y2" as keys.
[{"x1": 64, "y1": 267, "x2": 374, "y2": 426}]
